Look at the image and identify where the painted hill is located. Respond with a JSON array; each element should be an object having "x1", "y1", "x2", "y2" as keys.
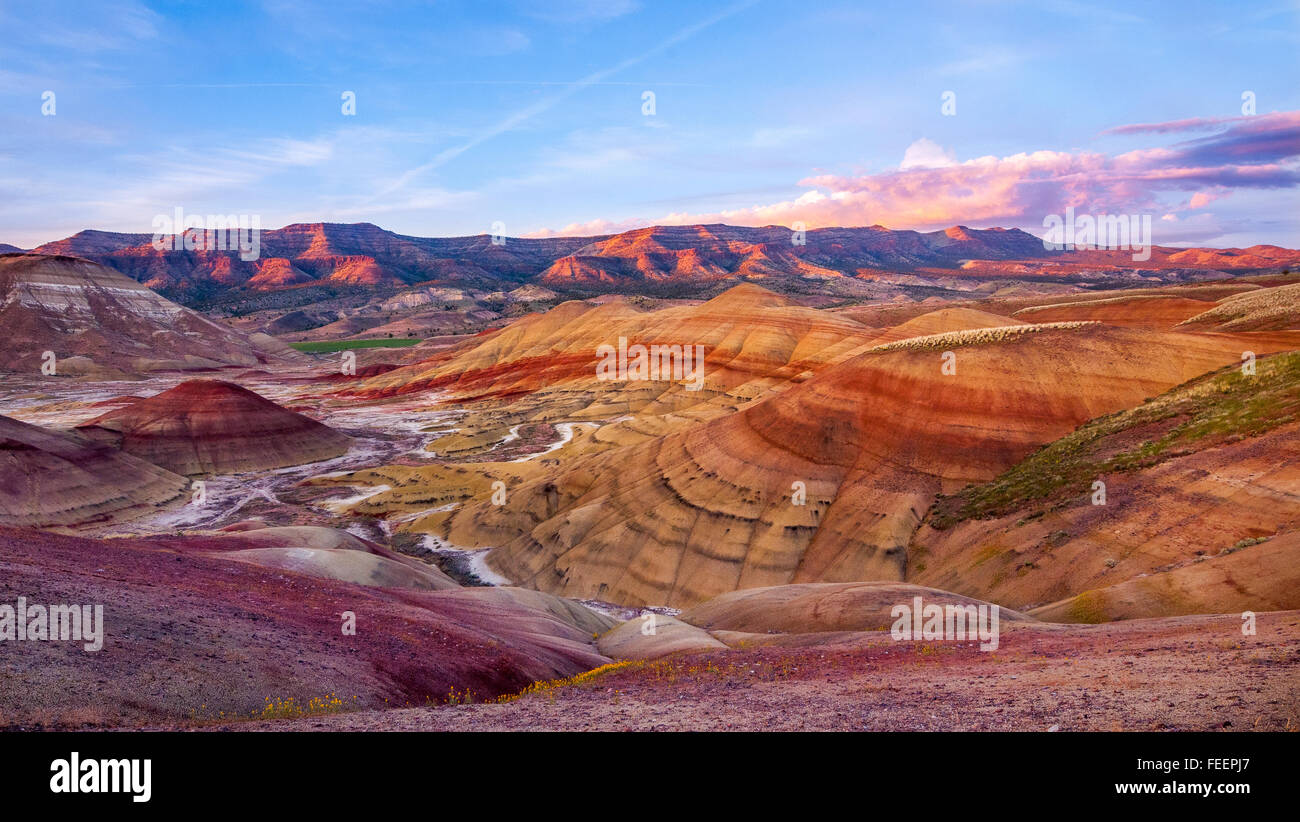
[
  {"x1": 597, "y1": 581, "x2": 1034, "y2": 661},
  {"x1": 913, "y1": 350, "x2": 1300, "y2": 616},
  {"x1": 1028, "y1": 530, "x2": 1300, "y2": 623},
  {"x1": 866, "y1": 306, "x2": 1021, "y2": 345},
  {"x1": 208, "y1": 525, "x2": 461, "y2": 591},
  {"x1": 1176, "y1": 280, "x2": 1300, "y2": 331},
  {"x1": 75, "y1": 380, "x2": 352, "y2": 475},
  {"x1": 349, "y1": 283, "x2": 875, "y2": 404},
  {"x1": 678, "y1": 582, "x2": 1033, "y2": 635},
  {"x1": 0, "y1": 414, "x2": 188, "y2": 529},
  {"x1": 344, "y1": 313, "x2": 1298, "y2": 608},
  {"x1": 1012, "y1": 294, "x2": 1217, "y2": 329},
  {"x1": 0, "y1": 253, "x2": 285, "y2": 376},
  {"x1": 0, "y1": 524, "x2": 614, "y2": 727}
]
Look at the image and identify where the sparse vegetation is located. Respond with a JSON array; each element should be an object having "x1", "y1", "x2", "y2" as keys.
[
  {"x1": 1176, "y1": 282, "x2": 1300, "y2": 330},
  {"x1": 929, "y1": 351, "x2": 1300, "y2": 527},
  {"x1": 496, "y1": 661, "x2": 639, "y2": 702},
  {"x1": 1013, "y1": 294, "x2": 1182, "y2": 314},
  {"x1": 257, "y1": 693, "x2": 351, "y2": 719},
  {"x1": 867, "y1": 321, "x2": 1098, "y2": 353},
  {"x1": 188, "y1": 693, "x2": 360, "y2": 724}
]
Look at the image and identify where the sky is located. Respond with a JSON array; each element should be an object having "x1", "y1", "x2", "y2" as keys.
[{"x1": 1, "y1": 0, "x2": 1298, "y2": 249}]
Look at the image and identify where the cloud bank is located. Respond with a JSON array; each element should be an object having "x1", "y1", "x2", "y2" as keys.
[{"x1": 529, "y1": 111, "x2": 1300, "y2": 238}]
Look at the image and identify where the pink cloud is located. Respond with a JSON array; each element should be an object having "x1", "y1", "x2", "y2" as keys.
[
  {"x1": 1099, "y1": 115, "x2": 1243, "y2": 136},
  {"x1": 530, "y1": 111, "x2": 1300, "y2": 237},
  {"x1": 525, "y1": 217, "x2": 651, "y2": 238},
  {"x1": 1188, "y1": 190, "x2": 1230, "y2": 209}
]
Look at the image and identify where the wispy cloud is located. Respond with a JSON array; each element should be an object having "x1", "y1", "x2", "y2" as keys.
[
  {"x1": 520, "y1": 0, "x2": 641, "y2": 24},
  {"x1": 1043, "y1": 0, "x2": 1146, "y2": 26},
  {"x1": 750, "y1": 126, "x2": 815, "y2": 149},
  {"x1": 25, "y1": 0, "x2": 160, "y2": 52},
  {"x1": 935, "y1": 47, "x2": 1029, "y2": 75},
  {"x1": 1101, "y1": 115, "x2": 1245, "y2": 136}
]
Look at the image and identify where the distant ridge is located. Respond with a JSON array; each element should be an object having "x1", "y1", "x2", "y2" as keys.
[{"x1": 14, "y1": 221, "x2": 1297, "y2": 306}]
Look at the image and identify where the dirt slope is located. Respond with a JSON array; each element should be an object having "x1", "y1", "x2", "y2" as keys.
[{"x1": 0, "y1": 414, "x2": 188, "y2": 529}]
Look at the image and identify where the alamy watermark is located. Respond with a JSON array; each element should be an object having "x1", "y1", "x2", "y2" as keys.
[
  {"x1": 50, "y1": 752, "x2": 150, "y2": 802},
  {"x1": 1042, "y1": 206, "x2": 1152, "y2": 262},
  {"x1": 890, "y1": 595, "x2": 999, "y2": 651},
  {"x1": 596, "y1": 337, "x2": 706, "y2": 391},
  {"x1": 0, "y1": 597, "x2": 103, "y2": 652},
  {"x1": 151, "y1": 207, "x2": 261, "y2": 261}
]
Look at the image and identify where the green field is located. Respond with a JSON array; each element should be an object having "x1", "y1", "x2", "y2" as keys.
[{"x1": 289, "y1": 338, "x2": 421, "y2": 353}]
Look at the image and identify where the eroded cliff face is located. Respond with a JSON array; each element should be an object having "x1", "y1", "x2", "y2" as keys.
[
  {"x1": 26, "y1": 222, "x2": 1294, "y2": 306},
  {"x1": 0, "y1": 253, "x2": 280, "y2": 376}
]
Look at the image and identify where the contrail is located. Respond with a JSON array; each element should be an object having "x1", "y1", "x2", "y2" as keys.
[
  {"x1": 102, "y1": 81, "x2": 712, "y2": 89},
  {"x1": 370, "y1": 0, "x2": 758, "y2": 201}
]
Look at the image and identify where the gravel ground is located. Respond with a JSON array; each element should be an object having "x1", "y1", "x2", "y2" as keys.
[{"x1": 193, "y1": 610, "x2": 1300, "y2": 732}]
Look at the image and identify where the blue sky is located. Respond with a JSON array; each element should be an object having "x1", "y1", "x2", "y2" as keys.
[{"x1": 2, "y1": 0, "x2": 1298, "y2": 248}]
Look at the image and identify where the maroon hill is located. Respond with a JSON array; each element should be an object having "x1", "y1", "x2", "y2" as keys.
[{"x1": 76, "y1": 380, "x2": 351, "y2": 476}]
